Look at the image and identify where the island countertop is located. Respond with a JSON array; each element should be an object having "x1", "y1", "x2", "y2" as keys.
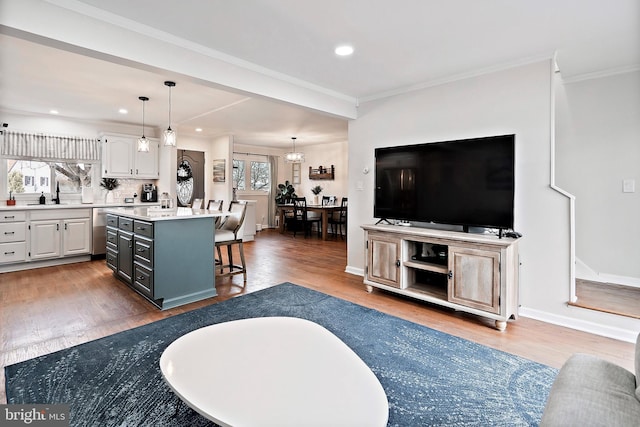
[{"x1": 104, "y1": 206, "x2": 225, "y2": 222}]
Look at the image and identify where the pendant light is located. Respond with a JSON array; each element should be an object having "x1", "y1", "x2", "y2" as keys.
[
  {"x1": 137, "y1": 96, "x2": 150, "y2": 152},
  {"x1": 284, "y1": 137, "x2": 305, "y2": 163},
  {"x1": 163, "y1": 81, "x2": 176, "y2": 146}
]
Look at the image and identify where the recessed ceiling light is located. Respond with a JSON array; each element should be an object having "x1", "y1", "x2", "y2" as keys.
[
  {"x1": 118, "y1": 108, "x2": 128, "y2": 114},
  {"x1": 335, "y1": 45, "x2": 354, "y2": 56},
  {"x1": 195, "y1": 128, "x2": 202, "y2": 132},
  {"x1": 49, "y1": 109, "x2": 59, "y2": 115}
]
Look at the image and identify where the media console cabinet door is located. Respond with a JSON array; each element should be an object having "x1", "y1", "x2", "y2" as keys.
[
  {"x1": 447, "y1": 246, "x2": 500, "y2": 314},
  {"x1": 367, "y1": 233, "x2": 401, "y2": 288}
]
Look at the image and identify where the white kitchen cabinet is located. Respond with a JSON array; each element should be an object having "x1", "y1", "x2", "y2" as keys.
[
  {"x1": 30, "y1": 219, "x2": 61, "y2": 259},
  {"x1": 63, "y1": 218, "x2": 92, "y2": 256},
  {"x1": 101, "y1": 133, "x2": 159, "y2": 179},
  {"x1": 29, "y1": 209, "x2": 92, "y2": 261},
  {"x1": 0, "y1": 211, "x2": 27, "y2": 264},
  {"x1": 134, "y1": 143, "x2": 159, "y2": 178}
]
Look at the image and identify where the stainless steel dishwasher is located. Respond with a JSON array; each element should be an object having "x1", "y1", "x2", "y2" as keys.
[{"x1": 92, "y1": 207, "x2": 107, "y2": 256}]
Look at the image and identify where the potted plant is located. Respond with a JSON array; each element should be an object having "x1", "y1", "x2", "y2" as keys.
[
  {"x1": 311, "y1": 185, "x2": 323, "y2": 205},
  {"x1": 100, "y1": 178, "x2": 119, "y2": 203},
  {"x1": 275, "y1": 180, "x2": 297, "y2": 205}
]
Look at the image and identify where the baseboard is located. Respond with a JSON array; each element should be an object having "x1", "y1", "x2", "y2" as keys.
[
  {"x1": 345, "y1": 265, "x2": 364, "y2": 276},
  {"x1": 518, "y1": 306, "x2": 639, "y2": 343},
  {"x1": 576, "y1": 258, "x2": 640, "y2": 289},
  {"x1": 0, "y1": 255, "x2": 91, "y2": 273}
]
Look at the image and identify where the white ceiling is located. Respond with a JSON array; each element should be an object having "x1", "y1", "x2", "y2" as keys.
[{"x1": 1, "y1": 0, "x2": 638, "y2": 148}]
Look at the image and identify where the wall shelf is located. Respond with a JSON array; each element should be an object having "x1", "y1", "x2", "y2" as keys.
[{"x1": 309, "y1": 165, "x2": 335, "y2": 180}]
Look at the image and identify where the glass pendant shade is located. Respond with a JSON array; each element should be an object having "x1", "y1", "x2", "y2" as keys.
[
  {"x1": 137, "y1": 96, "x2": 150, "y2": 152},
  {"x1": 284, "y1": 151, "x2": 305, "y2": 163},
  {"x1": 137, "y1": 135, "x2": 150, "y2": 152},
  {"x1": 163, "y1": 81, "x2": 177, "y2": 146},
  {"x1": 163, "y1": 127, "x2": 176, "y2": 147},
  {"x1": 284, "y1": 137, "x2": 304, "y2": 163}
]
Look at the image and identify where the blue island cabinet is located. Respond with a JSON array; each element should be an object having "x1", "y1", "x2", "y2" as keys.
[{"x1": 106, "y1": 207, "x2": 217, "y2": 309}]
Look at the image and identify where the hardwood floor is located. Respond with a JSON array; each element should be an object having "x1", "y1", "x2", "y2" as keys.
[
  {"x1": 570, "y1": 279, "x2": 640, "y2": 319},
  {"x1": 0, "y1": 229, "x2": 636, "y2": 404}
]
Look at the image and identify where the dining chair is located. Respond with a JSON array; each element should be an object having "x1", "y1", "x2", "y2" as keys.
[
  {"x1": 214, "y1": 200, "x2": 247, "y2": 282},
  {"x1": 321, "y1": 195, "x2": 331, "y2": 206},
  {"x1": 191, "y1": 198, "x2": 203, "y2": 209},
  {"x1": 328, "y1": 197, "x2": 348, "y2": 239},
  {"x1": 289, "y1": 197, "x2": 321, "y2": 237}
]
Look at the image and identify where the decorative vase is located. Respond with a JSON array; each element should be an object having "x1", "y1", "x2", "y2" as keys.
[
  {"x1": 314, "y1": 195, "x2": 319, "y2": 205},
  {"x1": 105, "y1": 190, "x2": 114, "y2": 204}
]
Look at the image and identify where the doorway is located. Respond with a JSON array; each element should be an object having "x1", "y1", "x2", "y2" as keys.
[{"x1": 176, "y1": 149, "x2": 205, "y2": 207}]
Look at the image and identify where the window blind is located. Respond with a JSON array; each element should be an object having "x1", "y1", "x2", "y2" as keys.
[{"x1": 1, "y1": 130, "x2": 100, "y2": 162}]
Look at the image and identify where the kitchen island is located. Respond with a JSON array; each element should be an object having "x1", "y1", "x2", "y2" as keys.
[{"x1": 105, "y1": 207, "x2": 224, "y2": 310}]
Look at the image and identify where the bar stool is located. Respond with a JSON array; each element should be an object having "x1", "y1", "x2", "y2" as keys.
[{"x1": 214, "y1": 201, "x2": 247, "y2": 282}]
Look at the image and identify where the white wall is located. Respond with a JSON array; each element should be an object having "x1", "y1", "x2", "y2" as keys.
[
  {"x1": 555, "y1": 71, "x2": 640, "y2": 285},
  {"x1": 175, "y1": 133, "x2": 234, "y2": 206},
  {"x1": 294, "y1": 140, "x2": 348, "y2": 202},
  {"x1": 346, "y1": 60, "x2": 640, "y2": 341}
]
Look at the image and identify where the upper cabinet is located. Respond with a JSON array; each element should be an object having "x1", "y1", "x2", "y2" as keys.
[{"x1": 101, "y1": 134, "x2": 159, "y2": 179}]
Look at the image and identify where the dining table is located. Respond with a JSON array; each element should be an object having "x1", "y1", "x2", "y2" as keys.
[{"x1": 277, "y1": 204, "x2": 342, "y2": 240}]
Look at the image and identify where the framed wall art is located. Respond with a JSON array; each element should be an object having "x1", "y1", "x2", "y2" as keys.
[{"x1": 213, "y1": 159, "x2": 226, "y2": 182}]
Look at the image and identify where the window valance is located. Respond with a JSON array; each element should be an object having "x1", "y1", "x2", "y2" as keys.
[{"x1": 1, "y1": 130, "x2": 101, "y2": 162}]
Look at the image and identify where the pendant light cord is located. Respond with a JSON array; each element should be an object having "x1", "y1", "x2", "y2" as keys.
[{"x1": 168, "y1": 86, "x2": 172, "y2": 129}]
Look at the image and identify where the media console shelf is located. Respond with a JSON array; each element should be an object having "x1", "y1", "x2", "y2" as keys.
[{"x1": 362, "y1": 224, "x2": 520, "y2": 330}]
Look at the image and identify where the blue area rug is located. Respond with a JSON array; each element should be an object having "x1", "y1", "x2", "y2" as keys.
[{"x1": 5, "y1": 283, "x2": 557, "y2": 426}]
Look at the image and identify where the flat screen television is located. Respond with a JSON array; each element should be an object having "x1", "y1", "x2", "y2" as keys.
[{"x1": 374, "y1": 134, "x2": 515, "y2": 231}]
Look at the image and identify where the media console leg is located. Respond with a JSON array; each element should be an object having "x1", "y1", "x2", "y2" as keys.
[
  {"x1": 495, "y1": 320, "x2": 507, "y2": 331},
  {"x1": 365, "y1": 284, "x2": 374, "y2": 293}
]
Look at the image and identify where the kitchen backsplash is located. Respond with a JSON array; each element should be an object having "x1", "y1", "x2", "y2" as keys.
[{"x1": 100, "y1": 179, "x2": 158, "y2": 203}]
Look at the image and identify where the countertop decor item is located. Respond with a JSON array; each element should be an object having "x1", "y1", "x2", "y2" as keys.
[
  {"x1": 100, "y1": 178, "x2": 120, "y2": 191},
  {"x1": 311, "y1": 185, "x2": 323, "y2": 205},
  {"x1": 101, "y1": 178, "x2": 119, "y2": 203}
]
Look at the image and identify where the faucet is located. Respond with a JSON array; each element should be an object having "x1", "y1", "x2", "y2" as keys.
[{"x1": 52, "y1": 182, "x2": 60, "y2": 204}]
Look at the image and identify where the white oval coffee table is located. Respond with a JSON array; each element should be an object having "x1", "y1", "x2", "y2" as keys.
[{"x1": 159, "y1": 316, "x2": 389, "y2": 427}]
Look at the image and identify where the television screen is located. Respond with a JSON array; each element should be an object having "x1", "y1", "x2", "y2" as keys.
[{"x1": 374, "y1": 135, "x2": 515, "y2": 230}]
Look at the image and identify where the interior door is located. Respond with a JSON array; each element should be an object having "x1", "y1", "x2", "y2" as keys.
[{"x1": 176, "y1": 150, "x2": 205, "y2": 207}]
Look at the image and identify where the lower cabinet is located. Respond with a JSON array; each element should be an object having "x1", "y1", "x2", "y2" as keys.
[
  {"x1": 0, "y1": 208, "x2": 92, "y2": 271},
  {"x1": 108, "y1": 214, "x2": 157, "y2": 304},
  {"x1": 29, "y1": 210, "x2": 92, "y2": 261},
  {"x1": 116, "y1": 230, "x2": 133, "y2": 284},
  {"x1": 105, "y1": 212, "x2": 216, "y2": 310},
  {"x1": 0, "y1": 211, "x2": 27, "y2": 264},
  {"x1": 363, "y1": 224, "x2": 520, "y2": 330}
]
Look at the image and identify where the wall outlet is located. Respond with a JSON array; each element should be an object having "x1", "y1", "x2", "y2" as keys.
[{"x1": 622, "y1": 179, "x2": 635, "y2": 193}]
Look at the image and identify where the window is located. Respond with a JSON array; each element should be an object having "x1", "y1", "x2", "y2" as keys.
[
  {"x1": 233, "y1": 157, "x2": 270, "y2": 193},
  {"x1": 6, "y1": 160, "x2": 92, "y2": 195},
  {"x1": 250, "y1": 161, "x2": 269, "y2": 191},
  {"x1": 233, "y1": 160, "x2": 246, "y2": 190}
]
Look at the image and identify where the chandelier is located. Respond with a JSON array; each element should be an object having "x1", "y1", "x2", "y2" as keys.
[{"x1": 284, "y1": 137, "x2": 304, "y2": 163}]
